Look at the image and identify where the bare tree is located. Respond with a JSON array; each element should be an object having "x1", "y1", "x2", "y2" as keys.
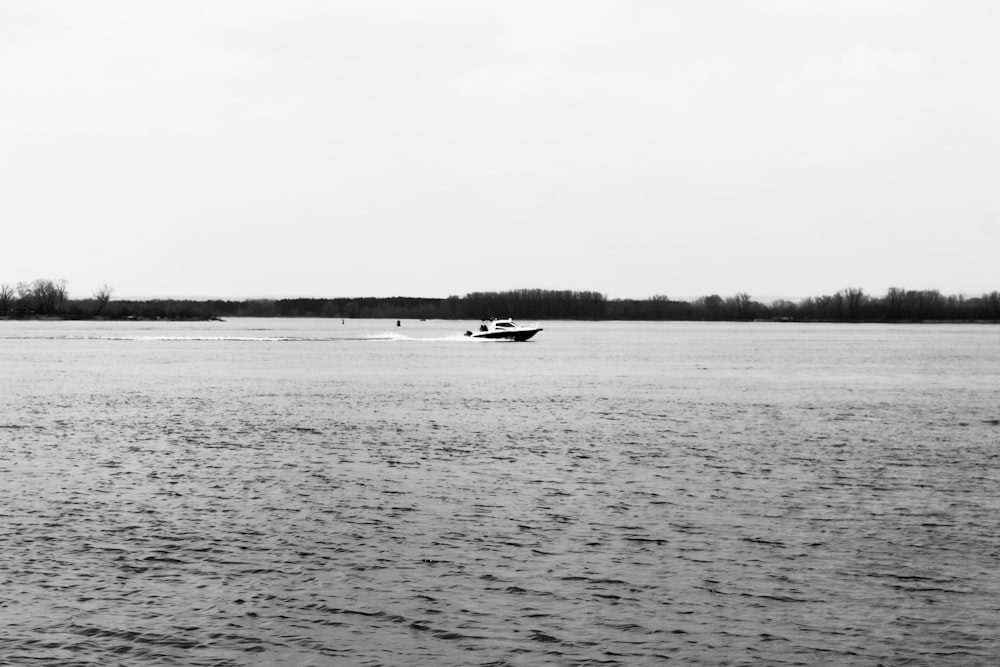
[
  {"x1": 735, "y1": 292, "x2": 752, "y2": 319},
  {"x1": 986, "y1": 291, "x2": 1000, "y2": 320},
  {"x1": 0, "y1": 283, "x2": 14, "y2": 316},
  {"x1": 886, "y1": 287, "x2": 905, "y2": 320},
  {"x1": 15, "y1": 278, "x2": 69, "y2": 315},
  {"x1": 842, "y1": 287, "x2": 866, "y2": 320},
  {"x1": 93, "y1": 283, "x2": 114, "y2": 316}
]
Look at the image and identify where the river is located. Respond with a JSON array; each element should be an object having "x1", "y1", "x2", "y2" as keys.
[{"x1": 2, "y1": 319, "x2": 998, "y2": 665}]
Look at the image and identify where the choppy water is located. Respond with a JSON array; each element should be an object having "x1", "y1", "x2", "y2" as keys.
[{"x1": 2, "y1": 319, "x2": 999, "y2": 665}]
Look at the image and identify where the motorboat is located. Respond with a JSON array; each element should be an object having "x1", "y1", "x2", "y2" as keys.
[{"x1": 464, "y1": 318, "x2": 542, "y2": 341}]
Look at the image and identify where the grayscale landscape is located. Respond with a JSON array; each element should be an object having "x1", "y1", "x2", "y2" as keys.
[{"x1": 3, "y1": 2, "x2": 998, "y2": 665}]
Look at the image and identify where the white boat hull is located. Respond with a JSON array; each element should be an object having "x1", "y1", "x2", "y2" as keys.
[
  {"x1": 464, "y1": 318, "x2": 542, "y2": 341},
  {"x1": 467, "y1": 327, "x2": 542, "y2": 341}
]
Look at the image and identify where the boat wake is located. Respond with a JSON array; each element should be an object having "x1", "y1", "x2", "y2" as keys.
[
  {"x1": 10, "y1": 331, "x2": 493, "y2": 344},
  {"x1": 364, "y1": 332, "x2": 473, "y2": 342}
]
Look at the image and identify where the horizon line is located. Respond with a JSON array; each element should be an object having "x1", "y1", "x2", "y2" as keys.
[{"x1": 86, "y1": 288, "x2": 999, "y2": 304}]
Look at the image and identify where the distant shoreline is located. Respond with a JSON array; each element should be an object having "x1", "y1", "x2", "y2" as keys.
[
  {"x1": 4, "y1": 287, "x2": 1000, "y2": 323},
  {"x1": 3, "y1": 314, "x2": 999, "y2": 326}
]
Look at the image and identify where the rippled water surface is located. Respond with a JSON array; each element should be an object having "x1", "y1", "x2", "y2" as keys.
[{"x1": 2, "y1": 319, "x2": 999, "y2": 665}]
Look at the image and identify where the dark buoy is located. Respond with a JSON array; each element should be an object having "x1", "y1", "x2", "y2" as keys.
[{"x1": 396, "y1": 320, "x2": 401, "y2": 327}]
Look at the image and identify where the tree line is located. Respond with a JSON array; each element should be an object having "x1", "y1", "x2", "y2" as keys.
[{"x1": 3, "y1": 279, "x2": 1000, "y2": 322}]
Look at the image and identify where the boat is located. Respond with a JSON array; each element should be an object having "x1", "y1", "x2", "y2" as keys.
[{"x1": 464, "y1": 317, "x2": 542, "y2": 341}]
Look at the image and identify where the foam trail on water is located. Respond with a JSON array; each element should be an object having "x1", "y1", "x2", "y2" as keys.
[{"x1": 364, "y1": 332, "x2": 472, "y2": 342}]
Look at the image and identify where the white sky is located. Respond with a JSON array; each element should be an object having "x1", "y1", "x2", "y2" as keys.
[{"x1": 2, "y1": 1, "x2": 998, "y2": 300}]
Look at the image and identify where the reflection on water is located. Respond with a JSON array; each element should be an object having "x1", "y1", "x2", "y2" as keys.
[{"x1": 2, "y1": 320, "x2": 999, "y2": 665}]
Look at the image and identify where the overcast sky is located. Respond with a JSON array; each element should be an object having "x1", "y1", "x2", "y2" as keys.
[{"x1": 2, "y1": 1, "x2": 998, "y2": 300}]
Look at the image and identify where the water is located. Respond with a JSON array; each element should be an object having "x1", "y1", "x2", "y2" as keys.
[{"x1": 2, "y1": 319, "x2": 998, "y2": 665}]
